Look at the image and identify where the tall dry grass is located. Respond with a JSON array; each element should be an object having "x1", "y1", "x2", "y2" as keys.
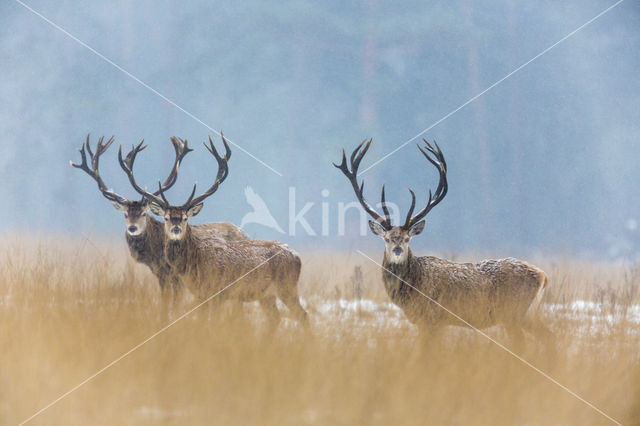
[{"x1": 0, "y1": 235, "x2": 639, "y2": 425}]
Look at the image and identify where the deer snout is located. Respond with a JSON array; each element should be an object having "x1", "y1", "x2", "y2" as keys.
[
  {"x1": 393, "y1": 247, "x2": 403, "y2": 256},
  {"x1": 128, "y1": 225, "x2": 138, "y2": 234},
  {"x1": 171, "y1": 226, "x2": 181, "y2": 235}
]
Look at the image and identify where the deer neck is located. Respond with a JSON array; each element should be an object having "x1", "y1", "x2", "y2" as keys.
[
  {"x1": 126, "y1": 217, "x2": 150, "y2": 257},
  {"x1": 381, "y1": 248, "x2": 416, "y2": 302},
  {"x1": 126, "y1": 230, "x2": 146, "y2": 254},
  {"x1": 126, "y1": 216, "x2": 163, "y2": 264},
  {"x1": 382, "y1": 247, "x2": 414, "y2": 272},
  {"x1": 165, "y1": 224, "x2": 192, "y2": 274}
]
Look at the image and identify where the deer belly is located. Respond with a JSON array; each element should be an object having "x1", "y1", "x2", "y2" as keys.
[
  {"x1": 440, "y1": 294, "x2": 499, "y2": 329},
  {"x1": 225, "y1": 280, "x2": 274, "y2": 302}
]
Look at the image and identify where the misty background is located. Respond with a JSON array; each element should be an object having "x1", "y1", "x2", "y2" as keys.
[{"x1": 1, "y1": 0, "x2": 638, "y2": 258}]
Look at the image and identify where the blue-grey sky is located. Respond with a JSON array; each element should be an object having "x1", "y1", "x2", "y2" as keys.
[{"x1": 1, "y1": 0, "x2": 638, "y2": 257}]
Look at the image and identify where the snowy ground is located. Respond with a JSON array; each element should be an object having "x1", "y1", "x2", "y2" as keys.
[
  {"x1": 264, "y1": 298, "x2": 640, "y2": 337},
  {"x1": 3, "y1": 294, "x2": 638, "y2": 335}
]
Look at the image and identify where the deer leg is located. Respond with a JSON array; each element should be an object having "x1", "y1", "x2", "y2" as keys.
[
  {"x1": 229, "y1": 298, "x2": 244, "y2": 319},
  {"x1": 277, "y1": 287, "x2": 310, "y2": 331},
  {"x1": 505, "y1": 324, "x2": 526, "y2": 353},
  {"x1": 416, "y1": 323, "x2": 444, "y2": 350},
  {"x1": 158, "y1": 276, "x2": 175, "y2": 323},
  {"x1": 522, "y1": 317, "x2": 557, "y2": 359},
  {"x1": 205, "y1": 295, "x2": 227, "y2": 322},
  {"x1": 259, "y1": 295, "x2": 281, "y2": 334}
]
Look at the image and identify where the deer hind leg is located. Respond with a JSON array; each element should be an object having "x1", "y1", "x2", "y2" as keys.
[
  {"x1": 505, "y1": 324, "x2": 526, "y2": 353},
  {"x1": 522, "y1": 272, "x2": 557, "y2": 358},
  {"x1": 229, "y1": 298, "x2": 244, "y2": 319},
  {"x1": 277, "y1": 285, "x2": 310, "y2": 331},
  {"x1": 415, "y1": 323, "x2": 445, "y2": 353},
  {"x1": 522, "y1": 317, "x2": 557, "y2": 360},
  {"x1": 259, "y1": 294, "x2": 281, "y2": 334}
]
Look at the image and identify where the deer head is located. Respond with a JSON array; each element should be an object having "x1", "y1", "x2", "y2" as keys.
[
  {"x1": 120, "y1": 134, "x2": 231, "y2": 241},
  {"x1": 334, "y1": 138, "x2": 447, "y2": 263},
  {"x1": 71, "y1": 134, "x2": 192, "y2": 236}
]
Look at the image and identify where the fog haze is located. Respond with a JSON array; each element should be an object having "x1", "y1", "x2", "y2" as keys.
[{"x1": 1, "y1": 0, "x2": 638, "y2": 257}]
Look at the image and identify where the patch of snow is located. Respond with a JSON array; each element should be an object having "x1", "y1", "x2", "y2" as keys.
[
  {"x1": 135, "y1": 405, "x2": 191, "y2": 420},
  {"x1": 0, "y1": 295, "x2": 10, "y2": 307}
]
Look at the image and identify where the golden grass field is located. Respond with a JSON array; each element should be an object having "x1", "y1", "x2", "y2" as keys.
[{"x1": 1, "y1": 234, "x2": 639, "y2": 425}]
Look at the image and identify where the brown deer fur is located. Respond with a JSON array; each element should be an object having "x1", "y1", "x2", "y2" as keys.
[
  {"x1": 123, "y1": 202, "x2": 248, "y2": 295},
  {"x1": 381, "y1": 244, "x2": 548, "y2": 330},
  {"x1": 122, "y1": 202, "x2": 174, "y2": 288},
  {"x1": 161, "y1": 211, "x2": 308, "y2": 330},
  {"x1": 73, "y1": 135, "x2": 249, "y2": 320},
  {"x1": 125, "y1": 134, "x2": 308, "y2": 330},
  {"x1": 336, "y1": 139, "x2": 553, "y2": 345}
]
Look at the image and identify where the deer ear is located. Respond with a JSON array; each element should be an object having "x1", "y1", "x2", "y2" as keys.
[
  {"x1": 110, "y1": 200, "x2": 127, "y2": 212},
  {"x1": 408, "y1": 220, "x2": 425, "y2": 236},
  {"x1": 369, "y1": 220, "x2": 386, "y2": 236},
  {"x1": 149, "y1": 203, "x2": 165, "y2": 217},
  {"x1": 187, "y1": 203, "x2": 204, "y2": 217}
]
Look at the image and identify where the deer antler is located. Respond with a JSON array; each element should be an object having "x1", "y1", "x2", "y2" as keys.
[
  {"x1": 71, "y1": 134, "x2": 128, "y2": 204},
  {"x1": 155, "y1": 134, "x2": 231, "y2": 209},
  {"x1": 118, "y1": 137, "x2": 194, "y2": 208},
  {"x1": 333, "y1": 139, "x2": 391, "y2": 228},
  {"x1": 403, "y1": 139, "x2": 448, "y2": 229},
  {"x1": 163, "y1": 137, "x2": 195, "y2": 193}
]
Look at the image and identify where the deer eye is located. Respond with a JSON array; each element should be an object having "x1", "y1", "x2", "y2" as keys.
[
  {"x1": 384, "y1": 238, "x2": 390, "y2": 243},
  {"x1": 404, "y1": 238, "x2": 409, "y2": 243}
]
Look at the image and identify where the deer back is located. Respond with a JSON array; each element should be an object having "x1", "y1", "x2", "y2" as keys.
[
  {"x1": 192, "y1": 222, "x2": 249, "y2": 242},
  {"x1": 165, "y1": 226, "x2": 300, "y2": 300}
]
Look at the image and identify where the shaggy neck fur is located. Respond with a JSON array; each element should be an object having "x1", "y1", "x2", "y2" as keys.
[
  {"x1": 382, "y1": 248, "x2": 417, "y2": 302},
  {"x1": 126, "y1": 216, "x2": 168, "y2": 276},
  {"x1": 165, "y1": 225, "x2": 193, "y2": 275}
]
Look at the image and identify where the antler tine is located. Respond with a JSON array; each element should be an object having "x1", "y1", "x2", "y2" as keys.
[
  {"x1": 117, "y1": 144, "x2": 167, "y2": 208},
  {"x1": 90, "y1": 136, "x2": 114, "y2": 178},
  {"x1": 333, "y1": 139, "x2": 389, "y2": 228},
  {"x1": 404, "y1": 188, "x2": 417, "y2": 228},
  {"x1": 122, "y1": 140, "x2": 147, "y2": 170},
  {"x1": 204, "y1": 134, "x2": 232, "y2": 167},
  {"x1": 418, "y1": 139, "x2": 447, "y2": 201},
  {"x1": 216, "y1": 133, "x2": 232, "y2": 161},
  {"x1": 180, "y1": 134, "x2": 231, "y2": 209},
  {"x1": 404, "y1": 139, "x2": 448, "y2": 229},
  {"x1": 87, "y1": 136, "x2": 104, "y2": 160},
  {"x1": 380, "y1": 184, "x2": 392, "y2": 225},
  {"x1": 95, "y1": 135, "x2": 115, "y2": 156},
  {"x1": 332, "y1": 148, "x2": 348, "y2": 173},
  {"x1": 156, "y1": 180, "x2": 171, "y2": 205},
  {"x1": 419, "y1": 140, "x2": 446, "y2": 173},
  {"x1": 181, "y1": 183, "x2": 198, "y2": 207},
  {"x1": 71, "y1": 134, "x2": 128, "y2": 204},
  {"x1": 152, "y1": 137, "x2": 194, "y2": 196},
  {"x1": 71, "y1": 139, "x2": 91, "y2": 174},
  {"x1": 170, "y1": 136, "x2": 195, "y2": 164},
  {"x1": 87, "y1": 135, "x2": 97, "y2": 159},
  {"x1": 350, "y1": 138, "x2": 372, "y2": 172}
]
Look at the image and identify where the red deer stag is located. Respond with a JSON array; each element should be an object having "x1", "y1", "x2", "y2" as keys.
[
  {"x1": 335, "y1": 139, "x2": 551, "y2": 345},
  {"x1": 71, "y1": 135, "x2": 186, "y2": 310},
  {"x1": 71, "y1": 134, "x2": 247, "y2": 319},
  {"x1": 120, "y1": 134, "x2": 308, "y2": 331}
]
